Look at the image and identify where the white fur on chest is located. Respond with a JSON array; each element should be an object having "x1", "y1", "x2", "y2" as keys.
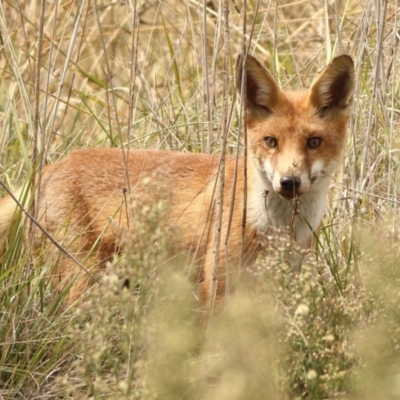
[{"x1": 246, "y1": 172, "x2": 330, "y2": 248}]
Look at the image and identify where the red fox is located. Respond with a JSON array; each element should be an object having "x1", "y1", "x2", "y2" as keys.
[{"x1": 0, "y1": 53, "x2": 355, "y2": 307}]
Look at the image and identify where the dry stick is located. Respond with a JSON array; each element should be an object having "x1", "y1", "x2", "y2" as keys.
[
  {"x1": 185, "y1": 4, "x2": 221, "y2": 267},
  {"x1": 0, "y1": 180, "x2": 99, "y2": 283},
  {"x1": 225, "y1": 0, "x2": 260, "y2": 292},
  {"x1": 17, "y1": 1, "x2": 34, "y2": 80},
  {"x1": 123, "y1": 0, "x2": 141, "y2": 229},
  {"x1": 347, "y1": 6, "x2": 368, "y2": 211},
  {"x1": 211, "y1": 0, "x2": 230, "y2": 311},
  {"x1": 92, "y1": 1, "x2": 126, "y2": 146},
  {"x1": 127, "y1": 0, "x2": 140, "y2": 154},
  {"x1": 26, "y1": 0, "x2": 46, "y2": 292},
  {"x1": 42, "y1": 0, "x2": 59, "y2": 153},
  {"x1": 53, "y1": 3, "x2": 90, "y2": 142},
  {"x1": 201, "y1": 0, "x2": 212, "y2": 152},
  {"x1": 48, "y1": 0, "x2": 86, "y2": 140},
  {"x1": 272, "y1": 0, "x2": 279, "y2": 75},
  {"x1": 209, "y1": 1, "x2": 222, "y2": 150},
  {"x1": 289, "y1": 164, "x2": 300, "y2": 241},
  {"x1": 30, "y1": 0, "x2": 45, "y2": 217},
  {"x1": 30, "y1": 0, "x2": 87, "y2": 263},
  {"x1": 290, "y1": 196, "x2": 299, "y2": 243},
  {"x1": 360, "y1": 1, "x2": 387, "y2": 190},
  {"x1": 323, "y1": 0, "x2": 332, "y2": 59},
  {"x1": 332, "y1": 0, "x2": 344, "y2": 54},
  {"x1": 220, "y1": 100, "x2": 236, "y2": 300},
  {"x1": 93, "y1": 0, "x2": 134, "y2": 224},
  {"x1": 242, "y1": 0, "x2": 259, "y2": 265},
  {"x1": 388, "y1": 4, "x2": 399, "y2": 209}
]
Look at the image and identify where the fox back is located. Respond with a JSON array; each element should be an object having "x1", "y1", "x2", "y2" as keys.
[{"x1": 0, "y1": 53, "x2": 355, "y2": 307}]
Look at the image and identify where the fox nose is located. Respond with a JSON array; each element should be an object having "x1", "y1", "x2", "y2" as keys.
[{"x1": 280, "y1": 176, "x2": 301, "y2": 193}]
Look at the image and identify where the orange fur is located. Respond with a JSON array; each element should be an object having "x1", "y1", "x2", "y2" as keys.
[{"x1": 0, "y1": 54, "x2": 355, "y2": 306}]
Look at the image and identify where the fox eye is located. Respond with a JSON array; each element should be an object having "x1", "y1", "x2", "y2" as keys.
[
  {"x1": 264, "y1": 136, "x2": 278, "y2": 149},
  {"x1": 307, "y1": 137, "x2": 322, "y2": 149}
]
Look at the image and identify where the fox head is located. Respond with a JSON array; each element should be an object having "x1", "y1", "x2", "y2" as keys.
[{"x1": 236, "y1": 53, "x2": 355, "y2": 201}]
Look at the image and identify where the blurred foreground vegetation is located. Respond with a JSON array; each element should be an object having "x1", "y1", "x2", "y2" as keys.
[{"x1": 0, "y1": 0, "x2": 399, "y2": 398}]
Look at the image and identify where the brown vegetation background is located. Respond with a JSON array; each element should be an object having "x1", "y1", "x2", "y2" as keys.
[{"x1": 0, "y1": 1, "x2": 399, "y2": 399}]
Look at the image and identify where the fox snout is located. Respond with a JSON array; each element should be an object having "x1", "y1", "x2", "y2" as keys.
[
  {"x1": 279, "y1": 175, "x2": 301, "y2": 200},
  {"x1": 265, "y1": 157, "x2": 314, "y2": 200}
]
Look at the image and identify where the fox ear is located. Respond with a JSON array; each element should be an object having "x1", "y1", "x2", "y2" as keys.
[
  {"x1": 235, "y1": 53, "x2": 280, "y2": 116},
  {"x1": 309, "y1": 55, "x2": 355, "y2": 118}
]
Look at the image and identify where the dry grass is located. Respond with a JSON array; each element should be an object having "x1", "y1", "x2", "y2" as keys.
[{"x1": 0, "y1": 0, "x2": 400, "y2": 399}]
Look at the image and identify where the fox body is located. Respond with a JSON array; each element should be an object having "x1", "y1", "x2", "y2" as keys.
[{"x1": 0, "y1": 54, "x2": 355, "y2": 305}]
